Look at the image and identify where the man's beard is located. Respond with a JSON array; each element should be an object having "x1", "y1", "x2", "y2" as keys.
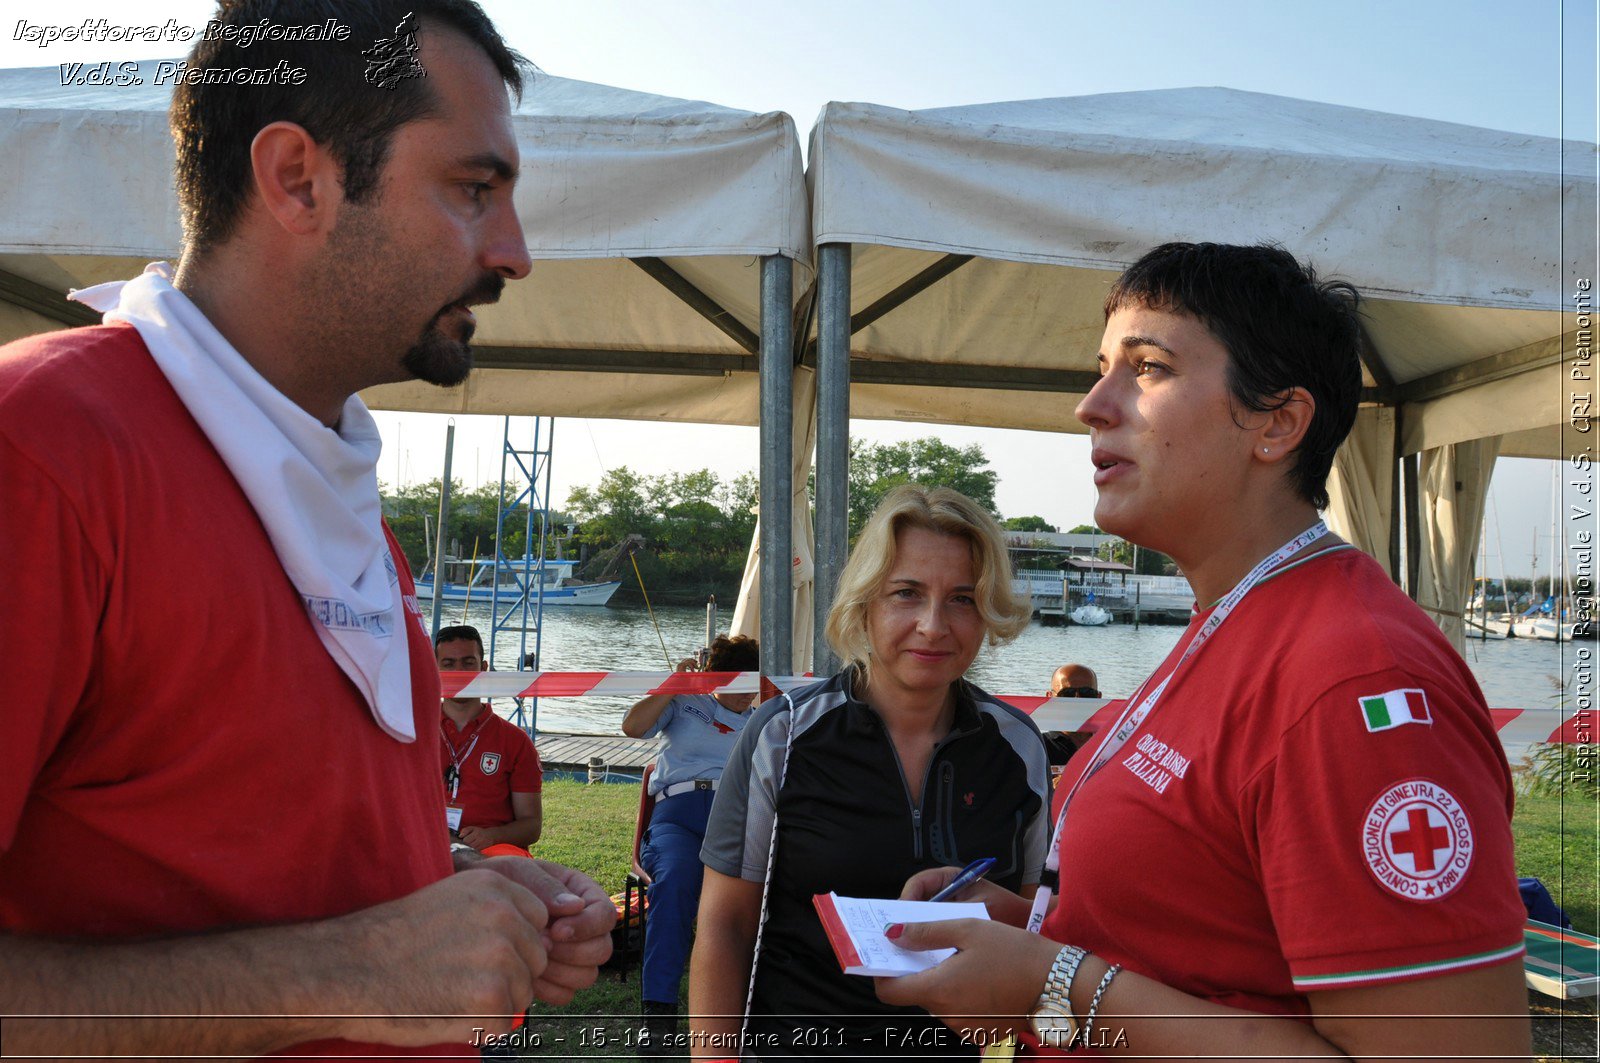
[
  {"x1": 404, "y1": 274, "x2": 505, "y2": 387},
  {"x1": 403, "y1": 314, "x2": 475, "y2": 387}
]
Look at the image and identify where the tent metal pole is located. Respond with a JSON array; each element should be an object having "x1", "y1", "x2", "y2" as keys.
[
  {"x1": 429, "y1": 421, "x2": 455, "y2": 640},
  {"x1": 1388, "y1": 407, "x2": 1404, "y2": 584},
  {"x1": 632, "y1": 257, "x2": 761, "y2": 355},
  {"x1": 760, "y1": 255, "x2": 794, "y2": 675},
  {"x1": 799, "y1": 253, "x2": 973, "y2": 361},
  {"x1": 0, "y1": 269, "x2": 99, "y2": 328},
  {"x1": 1403, "y1": 452, "x2": 1421, "y2": 600},
  {"x1": 813, "y1": 244, "x2": 851, "y2": 674},
  {"x1": 848, "y1": 253, "x2": 972, "y2": 335}
]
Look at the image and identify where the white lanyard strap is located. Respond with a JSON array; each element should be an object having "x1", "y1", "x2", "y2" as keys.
[
  {"x1": 441, "y1": 721, "x2": 484, "y2": 801},
  {"x1": 441, "y1": 725, "x2": 483, "y2": 769},
  {"x1": 1024, "y1": 522, "x2": 1329, "y2": 933}
]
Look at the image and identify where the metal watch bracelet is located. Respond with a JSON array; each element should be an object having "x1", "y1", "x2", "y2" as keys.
[{"x1": 1029, "y1": 944, "x2": 1087, "y2": 1049}]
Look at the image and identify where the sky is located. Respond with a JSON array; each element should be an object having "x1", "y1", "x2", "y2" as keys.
[{"x1": 4, "y1": 0, "x2": 1596, "y2": 579}]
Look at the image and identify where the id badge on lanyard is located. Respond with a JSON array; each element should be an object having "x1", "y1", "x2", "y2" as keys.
[{"x1": 442, "y1": 725, "x2": 480, "y2": 824}]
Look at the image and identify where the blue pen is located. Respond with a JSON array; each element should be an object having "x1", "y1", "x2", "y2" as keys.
[{"x1": 927, "y1": 857, "x2": 997, "y2": 902}]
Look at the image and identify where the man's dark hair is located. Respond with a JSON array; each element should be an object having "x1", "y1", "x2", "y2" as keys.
[
  {"x1": 171, "y1": 0, "x2": 526, "y2": 255},
  {"x1": 434, "y1": 624, "x2": 484, "y2": 656},
  {"x1": 705, "y1": 634, "x2": 759, "y2": 672},
  {"x1": 1103, "y1": 242, "x2": 1363, "y2": 510}
]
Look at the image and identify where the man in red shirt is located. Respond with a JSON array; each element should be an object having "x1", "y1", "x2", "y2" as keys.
[
  {"x1": 436, "y1": 625, "x2": 543, "y2": 852},
  {"x1": 0, "y1": 2, "x2": 613, "y2": 1057}
]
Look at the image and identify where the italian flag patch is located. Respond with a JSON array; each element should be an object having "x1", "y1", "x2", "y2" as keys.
[{"x1": 1360, "y1": 689, "x2": 1432, "y2": 732}]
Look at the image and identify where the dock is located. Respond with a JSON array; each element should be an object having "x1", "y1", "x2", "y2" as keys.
[
  {"x1": 1016, "y1": 570, "x2": 1195, "y2": 626},
  {"x1": 536, "y1": 731, "x2": 661, "y2": 782}
]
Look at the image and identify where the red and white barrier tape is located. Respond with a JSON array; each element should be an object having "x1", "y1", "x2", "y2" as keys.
[{"x1": 440, "y1": 671, "x2": 1582, "y2": 748}]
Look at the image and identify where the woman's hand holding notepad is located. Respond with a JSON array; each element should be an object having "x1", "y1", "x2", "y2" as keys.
[{"x1": 813, "y1": 892, "x2": 990, "y2": 977}]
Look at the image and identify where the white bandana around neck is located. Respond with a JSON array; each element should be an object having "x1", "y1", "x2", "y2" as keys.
[{"x1": 72, "y1": 262, "x2": 417, "y2": 742}]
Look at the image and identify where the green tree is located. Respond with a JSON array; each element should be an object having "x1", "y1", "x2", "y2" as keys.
[
  {"x1": 563, "y1": 467, "x2": 757, "y2": 603},
  {"x1": 1004, "y1": 516, "x2": 1058, "y2": 533},
  {"x1": 1057, "y1": 524, "x2": 1174, "y2": 575},
  {"x1": 655, "y1": 470, "x2": 748, "y2": 591},
  {"x1": 848, "y1": 437, "x2": 1000, "y2": 540},
  {"x1": 565, "y1": 467, "x2": 660, "y2": 552},
  {"x1": 382, "y1": 478, "x2": 542, "y2": 571},
  {"x1": 1107, "y1": 539, "x2": 1176, "y2": 576}
]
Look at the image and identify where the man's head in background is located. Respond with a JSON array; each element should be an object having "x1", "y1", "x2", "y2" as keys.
[
  {"x1": 1049, "y1": 663, "x2": 1100, "y2": 698},
  {"x1": 435, "y1": 623, "x2": 487, "y2": 710}
]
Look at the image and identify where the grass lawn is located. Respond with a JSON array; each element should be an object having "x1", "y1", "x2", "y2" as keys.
[
  {"x1": 522, "y1": 779, "x2": 1599, "y2": 1060},
  {"x1": 523, "y1": 780, "x2": 656, "y2": 1058}
]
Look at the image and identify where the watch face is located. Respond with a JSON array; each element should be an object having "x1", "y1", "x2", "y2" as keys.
[{"x1": 1031, "y1": 1005, "x2": 1077, "y2": 1049}]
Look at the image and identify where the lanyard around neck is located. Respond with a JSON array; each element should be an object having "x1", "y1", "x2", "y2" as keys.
[
  {"x1": 1024, "y1": 521, "x2": 1330, "y2": 934},
  {"x1": 441, "y1": 714, "x2": 486, "y2": 767}
]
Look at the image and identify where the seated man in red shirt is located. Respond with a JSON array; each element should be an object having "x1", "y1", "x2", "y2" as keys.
[{"x1": 436, "y1": 625, "x2": 543, "y2": 854}]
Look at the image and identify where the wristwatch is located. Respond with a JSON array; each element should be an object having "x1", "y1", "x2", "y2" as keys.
[{"x1": 1028, "y1": 944, "x2": 1086, "y2": 1050}]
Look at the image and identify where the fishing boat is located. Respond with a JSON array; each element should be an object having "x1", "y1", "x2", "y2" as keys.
[{"x1": 415, "y1": 555, "x2": 621, "y2": 608}]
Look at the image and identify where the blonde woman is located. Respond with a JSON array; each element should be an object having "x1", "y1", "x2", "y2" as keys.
[{"x1": 689, "y1": 486, "x2": 1051, "y2": 1060}]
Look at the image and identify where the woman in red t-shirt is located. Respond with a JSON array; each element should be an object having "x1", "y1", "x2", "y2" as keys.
[{"x1": 873, "y1": 243, "x2": 1530, "y2": 1060}]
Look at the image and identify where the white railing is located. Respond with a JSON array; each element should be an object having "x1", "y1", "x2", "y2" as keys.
[{"x1": 1127, "y1": 574, "x2": 1195, "y2": 595}]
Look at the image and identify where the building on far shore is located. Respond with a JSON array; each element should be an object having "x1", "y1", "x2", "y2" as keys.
[{"x1": 1006, "y1": 532, "x2": 1194, "y2": 625}]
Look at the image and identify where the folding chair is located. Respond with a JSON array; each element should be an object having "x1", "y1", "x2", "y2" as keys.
[
  {"x1": 611, "y1": 762, "x2": 656, "y2": 979},
  {"x1": 1524, "y1": 919, "x2": 1600, "y2": 999},
  {"x1": 632, "y1": 762, "x2": 658, "y2": 885}
]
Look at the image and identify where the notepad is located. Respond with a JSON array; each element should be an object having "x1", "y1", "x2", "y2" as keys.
[{"x1": 812, "y1": 891, "x2": 989, "y2": 977}]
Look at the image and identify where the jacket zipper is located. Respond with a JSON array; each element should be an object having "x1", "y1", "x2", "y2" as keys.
[
  {"x1": 887, "y1": 727, "x2": 966, "y2": 862},
  {"x1": 884, "y1": 739, "x2": 924, "y2": 860}
]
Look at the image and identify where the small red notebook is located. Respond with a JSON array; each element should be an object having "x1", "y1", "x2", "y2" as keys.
[{"x1": 811, "y1": 891, "x2": 987, "y2": 977}]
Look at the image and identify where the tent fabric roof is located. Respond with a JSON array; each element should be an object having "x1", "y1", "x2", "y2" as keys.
[
  {"x1": 0, "y1": 61, "x2": 809, "y2": 426},
  {"x1": 805, "y1": 88, "x2": 1593, "y2": 455},
  {"x1": 1, "y1": 74, "x2": 1587, "y2": 449},
  {"x1": 811, "y1": 88, "x2": 1584, "y2": 312},
  {"x1": 0, "y1": 61, "x2": 807, "y2": 263}
]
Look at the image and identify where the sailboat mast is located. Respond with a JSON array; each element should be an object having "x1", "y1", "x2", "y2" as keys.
[
  {"x1": 1530, "y1": 526, "x2": 1539, "y2": 609},
  {"x1": 1550, "y1": 468, "x2": 1559, "y2": 604},
  {"x1": 423, "y1": 513, "x2": 433, "y2": 578},
  {"x1": 1475, "y1": 518, "x2": 1489, "y2": 639},
  {"x1": 1490, "y1": 491, "x2": 1513, "y2": 621}
]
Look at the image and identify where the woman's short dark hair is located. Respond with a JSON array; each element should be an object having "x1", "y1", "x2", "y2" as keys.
[
  {"x1": 705, "y1": 634, "x2": 759, "y2": 672},
  {"x1": 1103, "y1": 243, "x2": 1363, "y2": 510},
  {"x1": 171, "y1": 0, "x2": 526, "y2": 255}
]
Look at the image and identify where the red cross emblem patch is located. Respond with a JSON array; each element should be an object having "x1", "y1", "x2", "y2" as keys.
[
  {"x1": 1361, "y1": 779, "x2": 1474, "y2": 902},
  {"x1": 480, "y1": 752, "x2": 502, "y2": 776}
]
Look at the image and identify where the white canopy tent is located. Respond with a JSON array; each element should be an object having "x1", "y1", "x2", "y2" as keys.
[
  {"x1": 805, "y1": 87, "x2": 1593, "y2": 661},
  {"x1": 0, "y1": 60, "x2": 814, "y2": 671}
]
